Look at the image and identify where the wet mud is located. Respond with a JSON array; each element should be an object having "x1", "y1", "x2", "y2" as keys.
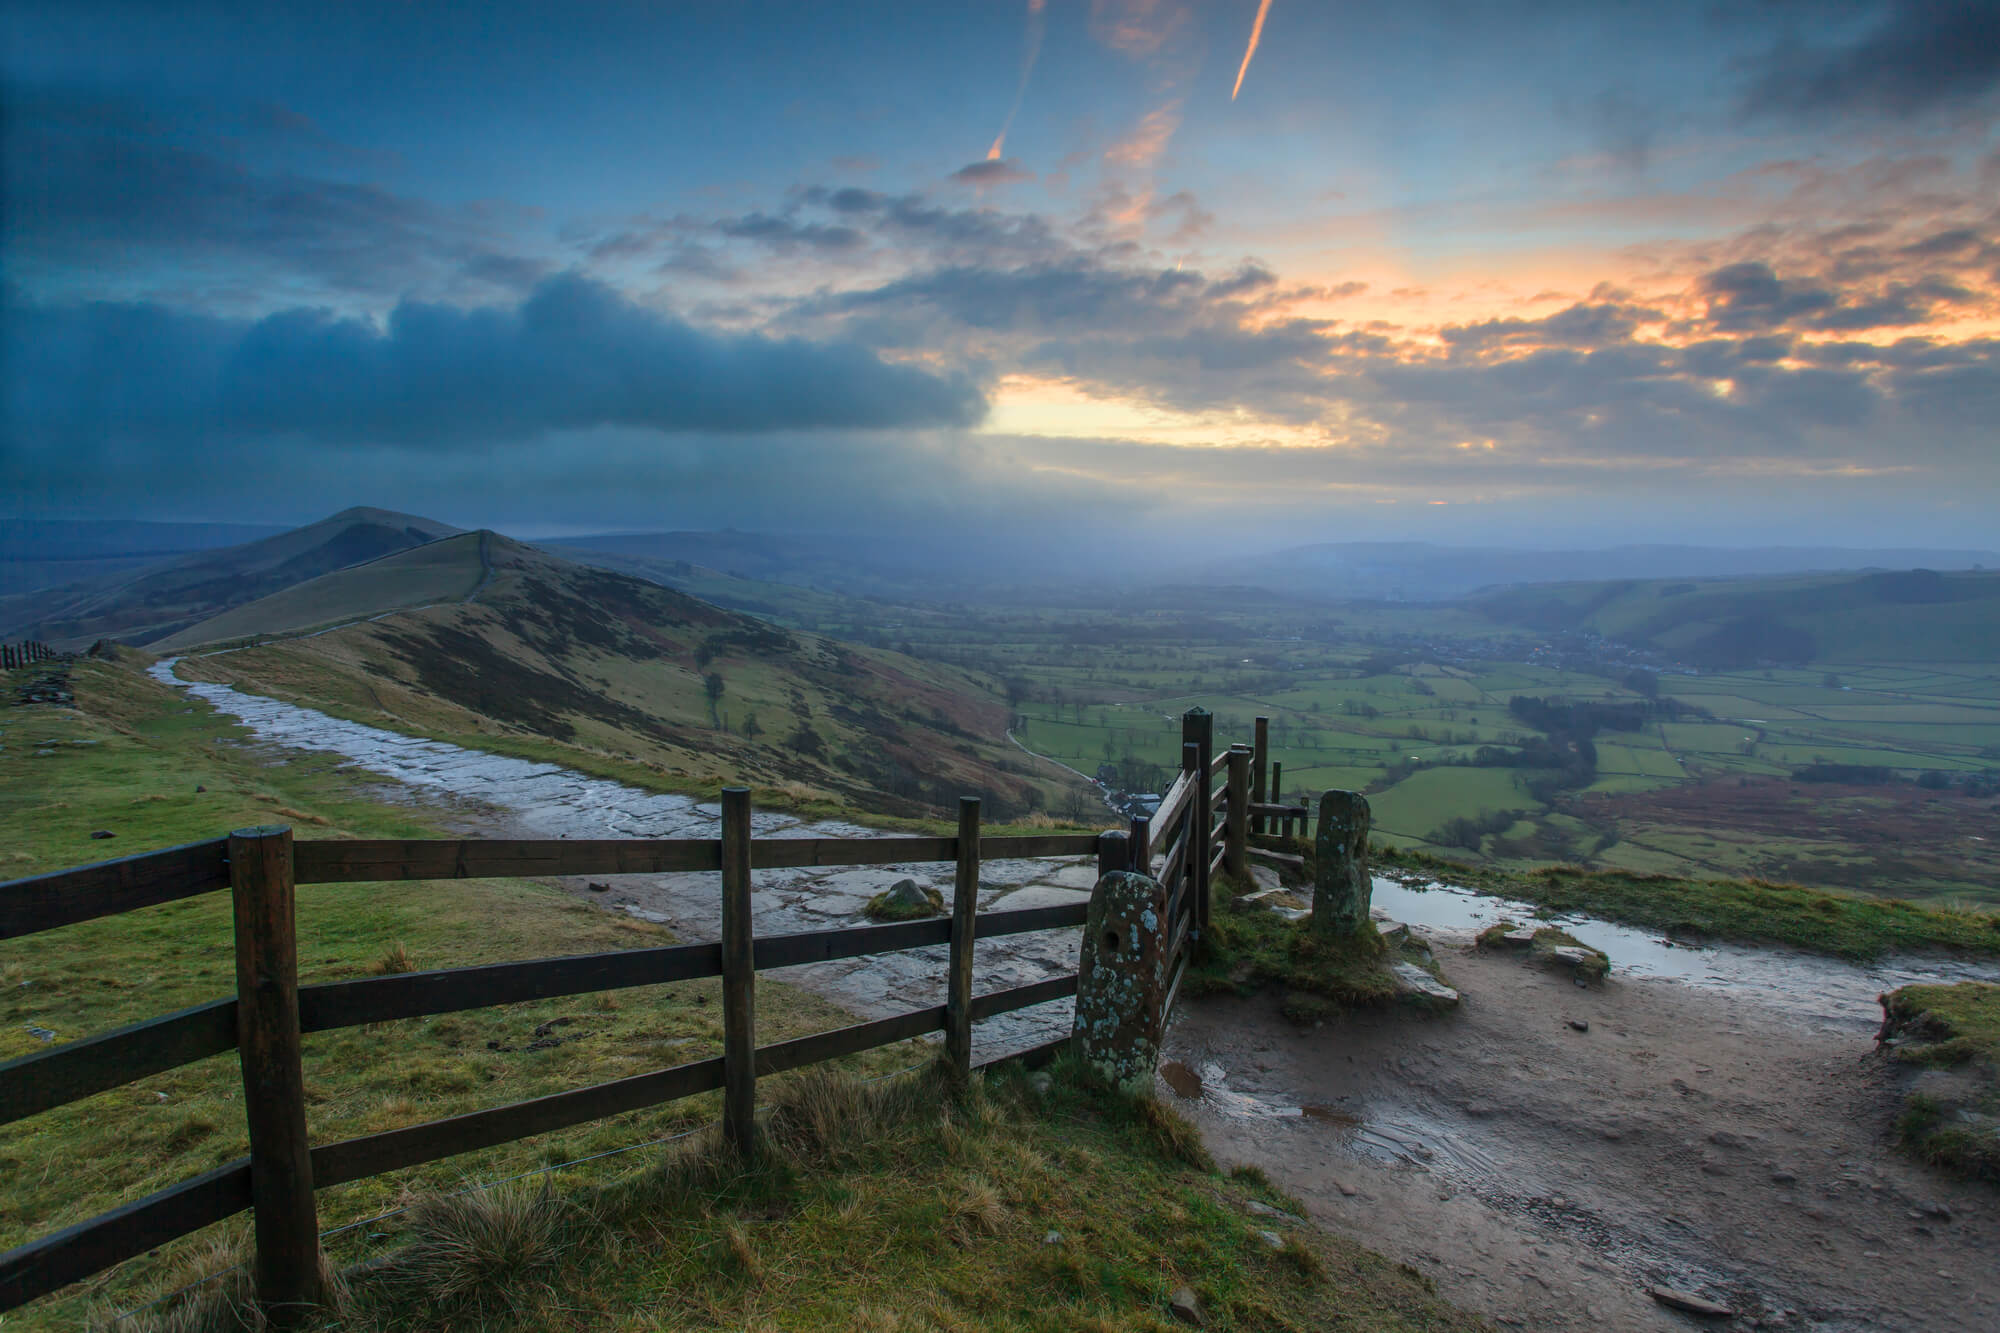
[{"x1": 1163, "y1": 944, "x2": 2000, "y2": 1331}]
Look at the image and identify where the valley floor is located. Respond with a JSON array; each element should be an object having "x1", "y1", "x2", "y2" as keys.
[{"x1": 1163, "y1": 944, "x2": 2000, "y2": 1331}]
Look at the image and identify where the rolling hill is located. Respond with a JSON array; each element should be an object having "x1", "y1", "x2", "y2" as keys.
[
  {"x1": 167, "y1": 531, "x2": 1086, "y2": 822},
  {"x1": 152, "y1": 530, "x2": 491, "y2": 651},
  {"x1": 1184, "y1": 542, "x2": 2000, "y2": 604},
  {"x1": 1471, "y1": 568, "x2": 2000, "y2": 666},
  {"x1": 0, "y1": 508, "x2": 461, "y2": 647},
  {"x1": 0, "y1": 519, "x2": 290, "y2": 597}
]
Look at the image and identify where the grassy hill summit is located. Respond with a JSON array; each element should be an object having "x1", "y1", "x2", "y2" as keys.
[
  {"x1": 0, "y1": 507, "x2": 462, "y2": 648},
  {"x1": 167, "y1": 527, "x2": 1086, "y2": 824}
]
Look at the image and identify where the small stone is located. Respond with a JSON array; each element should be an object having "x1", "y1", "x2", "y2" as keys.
[
  {"x1": 1169, "y1": 1285, "x2": 1204, "y2": 1327},
  {"x1": 195, "y1": 785, "x2": 206, "y2": 792},
  {"x1": 1245, "y1": 1199, "x2": 1306, "y2": 1224},
  {"x1": 1650, "y1": 1286, "x2": 1733, "y2": 1318},
  {"x1": 1389, "y1": 961, "x2": 1460, "y2": 1007},
  {"x1": 1500, "y1": 926, "x2": 1538, "y2": 948},
  {"x1": 1043, "y1": 1230, "x2": 1061, "y2": 1245},
  {"x1": 1568, "y1": 1019, "x2": 1589, "y2": 1032},
  {"x1": 1255, "y1": 1228, "x2": 1284, "y2": 1249},
  {"x1": 1915, "y1": 1199, "x2": 1952, "y2": 1221},
  {"x1": 89, "y1": 830, "x2": 115, "y2": 839},
  {"x1": 1029, "y1": 1071, "x2": 1054, "y2": 1097},
  {"x1": 1337, "y1": 1181, "x2": 1359, "y2": 1197},
  {"x1": 1770, "y1": 1170, "x2": 1798, "y2": 1185},
  {"x1": 24, "y1": 1025, "x2": 58, "y2": 1043},
  {"x1": 586, "y1": 881, "x2": 611, "y2": 893}
]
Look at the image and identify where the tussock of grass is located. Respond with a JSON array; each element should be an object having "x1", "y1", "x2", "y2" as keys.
[
  {"x1": 374, "y1": 1180, "x2": 584, "y2": 1322},
  {"x1": 1379, "y1": 846, "x2": 2000, "y2": 961},
  {"x1": 1880, "y1": 982, "x2": 2000, "y2": 1183},
  {"x1": 368, "y1": 941, "x2": 415, "y2": 975}
]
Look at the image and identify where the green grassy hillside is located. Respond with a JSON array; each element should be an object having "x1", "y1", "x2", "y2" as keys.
[
  {"x1": 0, "y1": 508, "x2": 462, "y2": 648},
  {"x1": 1472, "y1": 568, "x2": 2000, "y2": 666},
  {"x1": 153, "y1": 529, "x2": 490, "y2": 650},
  {"x1": 169, "y1": 535, "x2": 1089, "y2": 824}
]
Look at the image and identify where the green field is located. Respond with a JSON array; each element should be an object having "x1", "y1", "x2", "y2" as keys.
[{"x1": 865, "y1": 590, "x2": 2000, "y2": 904}]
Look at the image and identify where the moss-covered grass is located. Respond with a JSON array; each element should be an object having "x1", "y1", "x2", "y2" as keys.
[
  {"x1": 124, "y1": 1061, "x2": 1488, "y2": 1333},
  {"x1": 1879, "y1": 983, "x2": 2000, "y2": 1183},
  {"x1": 1377, "y1": 846, "x2": 2000, "y2": 961},
  {"x1": 864, "y1": 882, "x2": 945, "y2": 920},
  {"x1": 1475, "y1": 921, "x2": 1611, "y2": 982},
  {"x1": 1186, "y1": 874, "x2": 1450, "y2": 1023}
]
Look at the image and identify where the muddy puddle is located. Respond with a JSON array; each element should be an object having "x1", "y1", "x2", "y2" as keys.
[
  {"x1": 1371, "y1": 875, "x2": 2000, "y2": 1032},
  {"x1": 1159, "y1": 1057, "x2": 1486, "y2": 1175}
]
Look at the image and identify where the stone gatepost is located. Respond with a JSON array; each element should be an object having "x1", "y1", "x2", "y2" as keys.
[
  {"x1": 1311, "y1": 790, "x2": 1373, "y2": 937},
  {"x1": 1072, "y1": 869, "x2": 1170, "y2": 1083}
]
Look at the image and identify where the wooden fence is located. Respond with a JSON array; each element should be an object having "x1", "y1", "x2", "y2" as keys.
[
  {"x1": 0, "y1": 708, "x2": 1300, "y2": 1319},
  {"x1": 1, "y1": 642, "x2": 56, "y2": 670}
]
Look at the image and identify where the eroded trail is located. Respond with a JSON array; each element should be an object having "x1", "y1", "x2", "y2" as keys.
[
  {"x1": 1162, "y1": 944, "x2": 1999, "y2": 1331},
  {"x1": 150, "y1": 660, "x2": 1091, "y2": 1057}
]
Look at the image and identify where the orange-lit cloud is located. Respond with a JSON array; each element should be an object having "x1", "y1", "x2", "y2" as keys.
[
  {"x1": 1231, "y1": 0, "x2": 1274, "y2": 101},
  {"x1": 989, "y1": 0, "x2": 1048, "y2": 161},
  {"x1": 1104, "y1": 102, "x2": 1183, "y2": 169}
]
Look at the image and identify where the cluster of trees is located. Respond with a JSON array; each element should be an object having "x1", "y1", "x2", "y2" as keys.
[{"x1": 1429, "y1": 807, "x2": 1526, "y2": 851}]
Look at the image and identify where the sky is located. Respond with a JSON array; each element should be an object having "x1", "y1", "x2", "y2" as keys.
[{"x1": 4, "y1": 0, "x2": 1998, "y2": 558}]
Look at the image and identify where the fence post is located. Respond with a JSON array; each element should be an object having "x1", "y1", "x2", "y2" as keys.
[
  {"x1": 1251, "y1": 716, "x2": 1269, "y2": 834},
  {"x1": 1096, "y1": 830, "x2": 1129, "y2": 880},
  {"x1": 1127, "y1": 814, "x2": 1150, "y2": 875},
  {"x1": 1182, "y1": 709, "x2": 1213, "y2": 933},
  {"x1": 228, "y1": 824, "x2": 320, "y2": 1326},
  {"x1": 1224, "y1": 745, "x2": 1250, "y2": 881},
  {"x1": 720, "y1": 787, "x2": 756, "y2": 1156},
  {"x1": 945, "y1": 796, "x2": 980, "y2": 1087},
  {"x1": 1271, "y1": 760, "x2": 1285, "y2": 838}
]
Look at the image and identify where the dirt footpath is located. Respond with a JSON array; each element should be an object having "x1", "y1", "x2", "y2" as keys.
[{"x1": 1161, "y1": 944, "x2": 1999, "y2": 1332}]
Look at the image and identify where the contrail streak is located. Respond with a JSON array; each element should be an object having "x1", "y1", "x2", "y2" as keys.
[
  {"x1": 1231, "y1": 0, "x2": 1274, "y2": 100},
  {"x1": 990, "y1": 0, "x2": 1047, "y2": 159}
]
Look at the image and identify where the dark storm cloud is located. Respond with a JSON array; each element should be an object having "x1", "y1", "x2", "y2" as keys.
[
  {"x1": 1740, "y1": 1, "x2": 2000, "y2": 120},
  {"x1": 1696, "y1": 262, "x2": 1837, "y2": 331},
  {"x1": 814, "y1": 260, "x2": 1210, "y2": 333},
  {"x1": 715, "y1": 214, "x2": 869, "y2": 253},
  {"x1": 4, "y1": 274, "x2": 986, "y2": 456},
  {"x1": 948, "y1": 158, "x2": 1034, "y2": 185},
  {"x1": 1441, "y1": 301, "x2": 1666, "y2": 351},
  {"x1": 1693, "y1": 259, "x2": 1981, "y2": 334},
  {"x1": 3, "y1": 85, "x2": 483, "y2": 296}
]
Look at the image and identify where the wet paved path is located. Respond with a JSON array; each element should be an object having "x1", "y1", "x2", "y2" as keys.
[{"x1": 152, "y1": 659, "x2": 1089, "y2": 1057}]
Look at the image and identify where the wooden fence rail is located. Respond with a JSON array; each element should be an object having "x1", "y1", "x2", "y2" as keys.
[
  {"x1": 0, "y1": 706, "x2": 1283, "y2": 1319},
  {"x1": 0, "y1": 804, "x2": 1122, "y2": 1317}
]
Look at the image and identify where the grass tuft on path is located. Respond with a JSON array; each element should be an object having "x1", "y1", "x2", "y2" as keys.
[
  {"x1": 1475, "y1": 921, "x2": 1610, "y2": 982},
  {"x1": 1879, "y1": 982, "x2": 2000, "y2": 1183},
  {"x1": 1187, "y1": 872, "x2": 1451, "y2": 1023}
]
